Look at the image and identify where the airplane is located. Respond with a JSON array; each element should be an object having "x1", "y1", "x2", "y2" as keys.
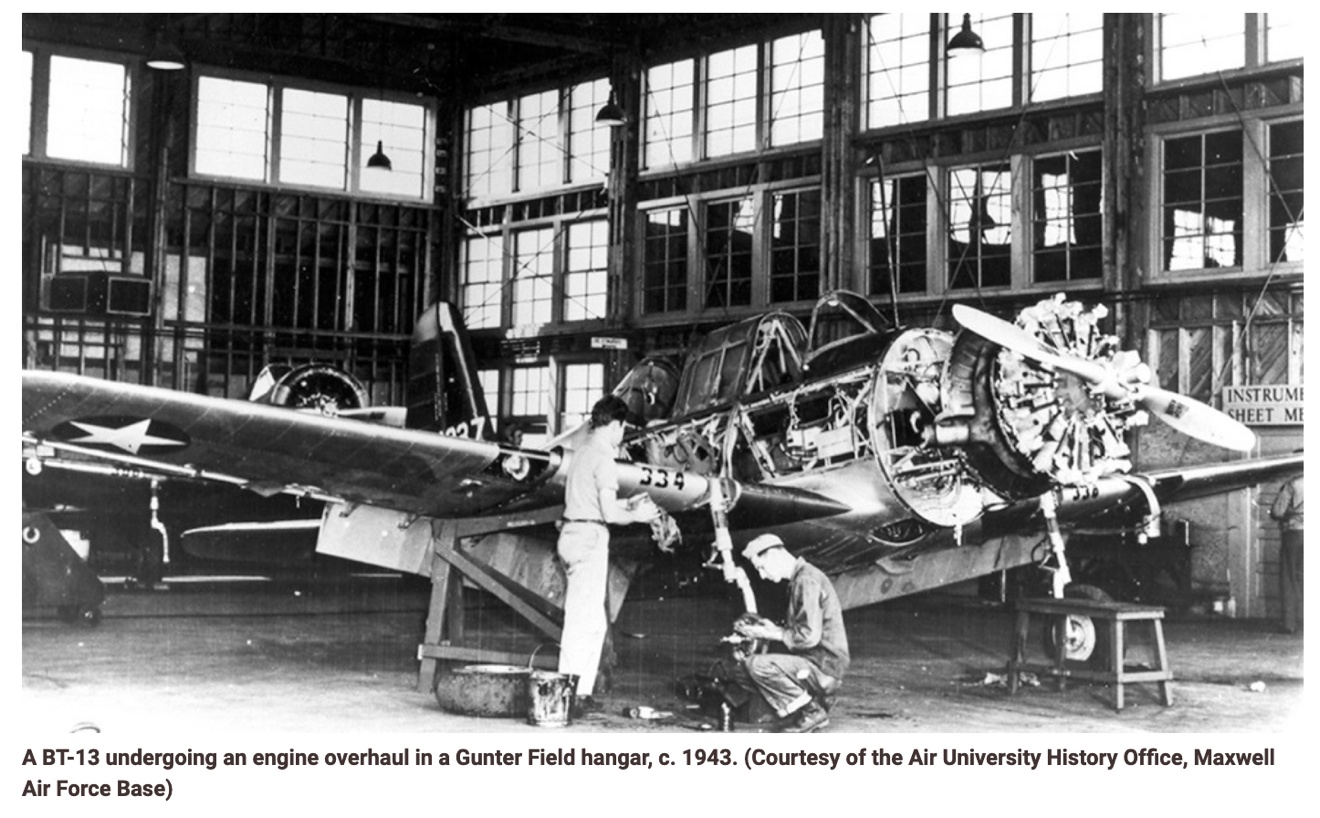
[{"x1": 22, "y1": 291, "x2": 1302, "y2": 691}]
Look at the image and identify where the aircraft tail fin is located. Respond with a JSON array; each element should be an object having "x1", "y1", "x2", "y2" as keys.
[{"x1": 406, "y1": 302, "x2": 493, "y2": 436}]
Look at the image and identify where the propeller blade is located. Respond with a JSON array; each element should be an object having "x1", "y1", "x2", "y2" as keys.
[
  {"x1": 1136, "y1": 386, "x2": 1257, "y2": 452},
  {"x1": 951, "y1": 304, "x2": 1106, "y2": 382}
]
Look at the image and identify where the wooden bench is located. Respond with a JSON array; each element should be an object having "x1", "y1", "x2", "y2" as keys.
[{"x1": 1007, "y1": 597, "x2": 1173, "y2": 711}]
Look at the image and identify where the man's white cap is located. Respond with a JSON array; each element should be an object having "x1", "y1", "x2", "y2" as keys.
[{"x1": 742, "y1": 533, "x2": 785, "y2": 560}]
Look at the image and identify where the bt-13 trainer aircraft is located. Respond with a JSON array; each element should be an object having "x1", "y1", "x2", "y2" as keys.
[{"x1": 22, "y1": 291, "x2": 1300, "y2": 683}]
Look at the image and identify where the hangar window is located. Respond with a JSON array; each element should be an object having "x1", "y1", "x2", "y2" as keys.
[
  {"x1": 25, "y1": 52, "x2": 131, "y2": 167},
  {"x1": 465, "y1": 78, "x2": 613, "y2": 198},
  {"x1": 512, "y1": 228, "x2": 556, "y2": 328},
  {"x1": 1030, "y1": 14, "x2": 1104, "y2": 102},
  {"x1": 863, "y1": 14, "x2": 932, "y2": 129},
  {"x1": 560, "y1": 362, "x2": 605, "y2": 431},
  {"x1": 945, "y1": 13, "x2": 1016, "y2": 116},
  {"x1": 22, "y1": 50, "x2": 33, "y2": 156},
  {"x1": 1161, "y1": 130, "x2": 1244, "y2": 272},
  {"x1": 193, "y1": 72, "x2": 432, "y2": 201},
  {"x1": 1157, "y1": 14, "x2": 1301, "y2": 82},
  {"x1": 868, "y1": 174, "x2": 929, "y2": 296},
  {"x1": 948, "y1": 162, "x2": 1013, "y2": 290},
  {"x1": 642, "y1": 27, "x2": 824, "y2": 169},
  {"x1": 510, "y1": 365, "x2": 551, "y2": 447},
  {"x1": 641, "y1": 208, "x2": 689, "y2": 315},
  {"x1": 769, "y1": 189, "x2": 822, "y2": 304},
  {"x1": 563, "y1": 221, "x2": 608, "y2": 322},
  {"x1": 768, "y1": 30, "x2": 826, "y2": 146},
  {"x1": 1268, "y1": 121, "x2": 1304, "y2": 265},
  {"x1": 644, "y1": 59, "x2": 696, "y2": 168},
  {"x1": 704, "y1": 196, "x2": 756, "y2": 308},
  {"x1": 465, "y1": 102, "x2": 515, "y2": 198},
  {"x1": 461, "y1": 234, "x2": 505, "y2": 330},
  {"x1": 1031, "y1": 149, "x2": 1103, "y2": 283},
  {"x1": 705, "y1": 45, "x2": 758, "y2": 158}
]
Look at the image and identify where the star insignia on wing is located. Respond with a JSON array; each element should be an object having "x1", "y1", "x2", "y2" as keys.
[{"x1": 66, "y1": 419, "x2": 186, "y2": 455}]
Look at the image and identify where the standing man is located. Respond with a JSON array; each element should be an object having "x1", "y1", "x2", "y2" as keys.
[
  {"x1": 734, "y1": 533, "x2": 849, "y2": 733},
  {"x1": 1270, "y1": 471, "x2": 1304, "y2": 634},
  {"x1": 557, "y1": 395, "x2": 657, "y2": 710}
]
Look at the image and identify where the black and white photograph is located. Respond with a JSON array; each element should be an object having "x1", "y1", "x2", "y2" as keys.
[{"x1": 16, "y1": 11, "x2": 1307, "y2": 811}]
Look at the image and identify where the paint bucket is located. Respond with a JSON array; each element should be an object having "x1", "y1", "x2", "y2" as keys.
[{"x1": 526, "y1": 671, "x2": 577, "y2": 727}]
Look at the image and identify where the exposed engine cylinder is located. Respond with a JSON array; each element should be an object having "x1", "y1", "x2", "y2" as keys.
[
  {"x1": 258, "y1": 363, "x2": 370, "y2": 415},
  {"x1": 941, "y1": 297, "x2": 1148, "y2": 500}
]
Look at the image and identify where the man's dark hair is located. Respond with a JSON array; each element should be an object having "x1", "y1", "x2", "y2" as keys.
[{"x1": 589, "y1": 395, "x2": 630, "y2": 429}]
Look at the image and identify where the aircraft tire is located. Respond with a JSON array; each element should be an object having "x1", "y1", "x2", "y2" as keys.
[
  {"x1": 1042, "y1": 584, "x2": 1112, "y2": 667},
  {"x1": 433, "y1": 665, "x2": 532, "y2": 717}
]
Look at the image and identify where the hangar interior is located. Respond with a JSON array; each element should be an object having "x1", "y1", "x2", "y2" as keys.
[{"x1": 21, "y1": 15, "x2": 1301, "y2": 628}]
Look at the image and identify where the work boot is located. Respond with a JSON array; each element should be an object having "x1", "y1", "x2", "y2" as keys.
[{"x1": 776, "y1": 701, "x2": 829, "y2": 733}]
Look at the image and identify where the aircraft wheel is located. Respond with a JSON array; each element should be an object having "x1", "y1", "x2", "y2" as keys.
[
  {"x1": 1042, "y1": 584, "x2": 1111, "y2": 666},
  {"x1": 433, "y1": 665, "x2": 532, "y2": 717}
]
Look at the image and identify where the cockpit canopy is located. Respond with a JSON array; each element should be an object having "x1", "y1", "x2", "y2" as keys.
[
  {"x1": 804, "y1": 290, "x2": 895, "y2": 376},
  {"x1": 670, "y1": 312, "x2": 807, "y2": 417}
]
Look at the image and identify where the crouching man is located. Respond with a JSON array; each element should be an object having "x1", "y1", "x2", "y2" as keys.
[{"x1": 734, "y1": 533, "x2": 849, "y2": 733}]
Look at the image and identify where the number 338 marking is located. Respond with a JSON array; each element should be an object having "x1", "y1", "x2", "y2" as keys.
[{"x1": 639, "y1": 466, "x2": 684, "y2": 491}]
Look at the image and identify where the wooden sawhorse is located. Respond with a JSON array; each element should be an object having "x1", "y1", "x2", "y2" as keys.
[{"x1": 1008, "y1": 597, "x2": 1173, "y2": 711}]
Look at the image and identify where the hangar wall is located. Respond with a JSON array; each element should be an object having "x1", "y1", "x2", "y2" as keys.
[{"x1": 21, "y1": 14, "x2": 1303, "y2": 618}]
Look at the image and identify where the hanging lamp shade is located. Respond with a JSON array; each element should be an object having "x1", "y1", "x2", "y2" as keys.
[
  {"x1": 947, "y1": 13, "x2": 985, "y2": 54},
  {"x1": 595, "y1": 88, "x2": 626, "y2": 127},
  {"x1": 366, "y1": 140, "x2": 392, "y2": 171},
  {"x1": 146, "y1": 38, "x2": 187, "y2": 71}
]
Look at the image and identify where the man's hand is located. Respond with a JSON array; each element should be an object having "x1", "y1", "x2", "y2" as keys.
[
  {"x1": 734, "y1": 613, "x2": 783, "y2": 642},
  {"x1": 626, "y1": 494, "x2": 660, "y2": 523}
]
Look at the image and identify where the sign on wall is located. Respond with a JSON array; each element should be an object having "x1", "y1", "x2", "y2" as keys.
[{"x1": 1221, "y1": 385, "x2": 1304, "y2": 426}]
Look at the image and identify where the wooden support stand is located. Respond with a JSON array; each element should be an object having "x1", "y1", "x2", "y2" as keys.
[
  {"x1": 1007, "y1": 597, "x2": 1173, "y2": 711},
  {"x1": 416, "y1": 512, "x2": 565, "y2": 694}
]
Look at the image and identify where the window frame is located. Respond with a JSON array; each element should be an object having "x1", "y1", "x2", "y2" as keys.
[
  {"x1": 1147, "y1": 110, "x2": 1304, "y2": 284},
  {"x1": 1152, "y1": 13, "x2": 1303, "y2": 87},
  {"x1": 189, "y1": 66, "x2": 436, "y2": 203},
  {"x1": 23, "y1": 43, "x2": 136, "y2": 170}
]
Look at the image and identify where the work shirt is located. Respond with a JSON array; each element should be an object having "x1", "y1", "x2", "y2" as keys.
[
  {"x1": 1271, "y1": 475, "x2": 1304, "y2": 533},
  {"x1": 781, "y1": 558, "x2": 850, "y2": 681},
  {"x1": 562, "y1": 432, "x2": 620, "y2": 523}
]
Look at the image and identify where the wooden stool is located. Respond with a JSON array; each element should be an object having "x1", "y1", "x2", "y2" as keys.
[{"x1": 1007, "y1": 597, "x2": 1173, "y2": 711}]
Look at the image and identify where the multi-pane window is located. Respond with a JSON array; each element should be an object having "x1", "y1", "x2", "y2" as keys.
[
  {"x1": 948, "y1": 162, "x2": 1013, "y2": 289},
  {"x1": 568, "y1": 78, "x2": 612, "y2": 182},
  {"x1": 769, "y1": 30, "x2": 826, "y2": 146},
  {"x1": 769, "y1": 190, "x2": 821, "y2": 303},
  {"x1": 1030, "y1": 14, "x2": 1104, "y2": 102},
  {"x1": 1268, "y1": 121, "x2": 1304, "y2": 265},
  {"x1": 704, "y1": 197, "x2": 756, "y2": 308},
  {"x1": 279, "y1": 88, "x2": 349, "y2": 189},
  {"x1": 946, "y1": 13, "x2": 1015, "y2": 116},
  {"x1": 360, "y1": 99, "x2": 429, "y2": 199},
  {"x1": 1032, "y1": 150, "x2": 1103, "y2": 282},
  {"x1": 1159, "y1": 14, "x2": 1245, "y2": 81},
  {"x1": 512, "y1": 228, "x2": 555, "y2": 327},
  {"x1": 192, "y1": 74, "x2": 430, "y2": 200},
  {"x1": 195, "y1": 77, "x2": 269, "y2": 180},
  {"x1": 868, "y1": 175, "x2": 929, "y2": 295},
  {"x1": 510, "y1": 365, "x2": 551, "y2": 447},
  {"x1": 864, "y1": 14, "x2": 931, "y2": 129},
  {"x1": 563, "y1": 221, "x2": 608, "y2": 322},
  {"x1": 46, "y1": 55, "x2": 130, "y2": 166},
  {"x1": 466, "y1": 102, "x2": 515, "y2": 198},
  {"x1": 517, "y1": 89, "x2": 562, "y2": 190},
  {"x1": 642, "y1": 208, "x2": 689, "y2": 314},
  {"x1": 477, "y1": 369, "x2": 501, "y2": 415},
  {"x1": 460, "y1": 234, "x2": 504, "y2": 330},
  {"x1": 644, "y1": 59, "x2": 696, "y2": 168},
  {"x1": 1162, "y1": 130, "x2": 1243, "y2": 271},
  {"x1": 561, "y1": 363, "x2": 605, "y2": 431},
  {"x1": 706, "y1": 45, "x2": 758, "y2": 157}
]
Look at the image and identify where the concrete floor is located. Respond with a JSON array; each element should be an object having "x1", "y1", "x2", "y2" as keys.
[{"x1": 19, "y1": 572, "x2": 1305, "y2": 734}]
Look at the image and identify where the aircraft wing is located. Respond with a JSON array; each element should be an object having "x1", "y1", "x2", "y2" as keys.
[
  {"x1": 23, "y1": 371, "x2": 851, "y2": 528},
  {"x1": 23, "y1": 370, "x2": 567, "y2": 519}
]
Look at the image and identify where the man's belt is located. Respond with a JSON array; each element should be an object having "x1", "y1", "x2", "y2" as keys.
[{"x1": 562, "y1": 518, "x2": 605, "y2": 525}]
